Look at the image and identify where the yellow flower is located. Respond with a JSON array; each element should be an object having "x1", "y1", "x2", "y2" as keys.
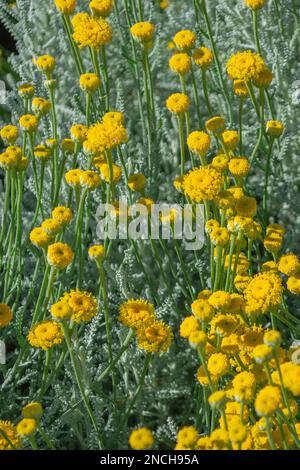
[
  {"x1": 278, "y1": 253, "x2": 300, "y2": 276},
  {"x1": 173, "y1": 30, "x2": 196, "y2": 50},
  {"x1": 169, "y1": 52, "x2": 191, "y2": 75},
  {"x1": 80, "y1": 73, "x2": 101, "y2": 93},
  {"x1": 128, "y1": 173, "x2": 146, "y2": 192},
  {"x1": 27, "y1": 320, "x2": 64, "y2": 350},
  {"x1": 50, "y1": 300, "x2": 72, "y2": 321},
  {"x1": 207, "y1": 353, "x2": 230, "y2": 377},
  {"x1": 229, "y1": 424, "x2": 248, "y2": 445},
  {"x1": 253, "y1": 65, "x2": 273, "y2": 88},
  {"x1": 34, "y1": 55, "x2": 55, "y2": 74},
  {"x1": 179, "y1": 315, "x2": 199, "y2": 338},
  {"x1": 16, "y1": 419, "x2": 36, "y2": 437},
  {"x1": 235, "y1": 195, "x2": 257, "y2": 217},
  {"x1": 264, "y1": 330, "x2": 281, "y2": 348},
  {"x1": 0, "y1": 421, "x2": 21, "y2": 450},
  {"x1": 233, "y1": 79, "x2": 248, "y2": 97},
  {"x1": 244, "y1": 272, "x2": 282, "y2": 317},
  {"x1": 47, "y1": 242, "x2": 74, "y2": 269},
  {"x1": 65, "y1": 168, "x2": 84, "y2": 187},
  {"x1": 84, "y1": 121, "x2": 128, "y2": 154},
  {"x1": 0, "y1": 303, "x2": 13, "y2": 328},
  {"x1": 70, "y1": 124, "x2": 88, "y2": 143},
  {"x1": 102, "y1": 111, "x2": 125, "y2": 125},
  {"x1": 137, "y1": 320, "x2": 173, "y2": 353},
  {"x1": 244, "y1": 0, "x2": 266, "y2": 9},
  {"x1": 99, "y1": 163, "x2": 122, "y2": 183},
  {"x1": 287, "y1": 274, "x2": 300, "y2": 294},
  {"x1": 22, "y1": 402, "x2": 43, "y2": 420},
  {"x1": 210, "y1": 314, "x2": 238, "y2": 337},
  {"x1": 18, "y1": 83, "x2": 34, "y2": 97},
  {"x1": 252, "y1": 344, "x2": 273, "y2": 364},
  {"x1": 88, "y1": 244, "x2": 105, "y2": 262},
  {"x1": 222, "y1": 130, "x2": 239, "y2": 151},
  {"x1": 119, "y1": 299, "x2": 156, "y2": 329},
  {"x1": 210, "y1": 227, "x2": 230, "y2": 246},
  {"x1": 195, "y1": 436, "x2": 213, "y2": 450},
  {"x1": 234, "y1": 273, "x2": 251, "y2": 291},
  {"x1": 187, "y1": 130, "x2": 211, "y2": 156},
  {"x1": 255, "y1": 385, "x2": 282, "y2": 417},
  {"x1": 266, "y1": 120, "x2": 284, "y2": 137},
  {"x1": 130, "y1": 22, "x2": 155, "y2": 44},
  {"x1": 19, "y1": 114, "x2": 39, "y2": 132},
  {"x1": 226, "y1": 51, "x2": 265, "y2": 81},
  {"x1": 208, "y1": 391, "x2": 227, "y2": 408},
  {"x1": 205, "y1": 219, "x2": 220, "y2": 233},
  {"x1": 210, "y1": 428, "x2": 230, "y2": 450},
  {"x1": 229, "y1": 157, "x2": 250, "y2": 178},
  {"x1": 211, "y1": 154, "x2": 229, "y2": 171},
  {"x1": 62, "y1": 137, "x2": 75, "y2": 152},
  {"x1": 80, "y1": 170, "x2": 101, "y2": 189},
  {"x1": 34, "y1": 145, "x2": 52, "y2": 161},
  {"x1": 129, "y1": 427, "x2": 154, "y2": 450},
  {"x1": 264, "y1": 231, "x2": 283, "y2": 253},
  {"x1": 188, "y1": 330, "x2": 207, "y2": 348},
  {"x1": 54, "y1": 0, "x2": 76, "y2": 14},
  {"x1": 89, "y1": 0, "x2": 113, "y2": 18},
  {"x1": 0, "y1": 146, "x2": 21, "y2": 169},
  {"x1": 193, "y1": 46, "x2": 213, "y2": 69},
  {"x1": 205, "y1": 116, "x2": 226, "y2": 133},
  {"x1": 232, "y1": 371, "x2": 256, "y2": 402},
  {"x1": 209, "y1": 291, "x2": 231, "y2": 310},
  {"x1": 183, "y1": 166, "x2": 223, "y2": 203},
  {"x1": 166, "y1": 93, "x2": 189, "y2": 115},
  {"x1": 191, "y1": 298, "x2": 214, "y2": 322},
  {"x1": 41, "y1": 218, "x2": 61, "y2": 235},
  {"x1": 261, "y1": 261, "x2": 278, "y2": 273},
  {"x1": 32, "y1": 97, "x2": 51, "y2": 116},
  {"x1": 196, "y1": 365, "x2": 218, "y2": 387},
  {"x1": 240, "y1": 326, "x2": 264, "y2": 352},
  {"x1": 72, "y1": 13, "x2": 112, "y2": 49},
  {"x1": 177, "y1": 426, "x2": 198, "y2": 447},
  {"x1": 62, "y1": 290, "x2": 98, "y2": 323},
  {"x1": 29, "y1": 227, "x2": 53, "y2": 247},
  {"x1": 52, "y1": 206, "x2": 73, "y2": 225},
  {"x1": 173, "y1": 175, "x2": 184, "y2": 192},
  {"x1": 0, "y1": 124, "x2": 18, "y2": 144}
]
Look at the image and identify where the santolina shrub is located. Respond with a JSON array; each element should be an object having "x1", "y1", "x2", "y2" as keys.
[{"x1": 0, "y1": 0, "x2": 300, "y2": 451}]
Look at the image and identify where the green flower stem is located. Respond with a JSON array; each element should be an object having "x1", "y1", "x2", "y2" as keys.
[
  {"x1": 252, "y1": 10, "x2": 262, "y2": 55},
  {"x1": 105, "y1": 150, "x2": 115, "y2": 201},
  {"x1": 263, "y1": 137, "x2": 275, "y2": 221},
  {"x1": 199, "y1": 0, "x2": 233, "y2": 122},
  {"x1": 62, "y1": 323, "x2": 104, "y2": 449},
  {"x1": 90, "y1": 47, "x2": 105, "y2": 114},
  {"x1": 31, "y1": 161, "x2": 45, "y2": 227},
  {"x1": 213, "y1": 245, "x2": 223, "y2": 291},
  {"x1": 224, "y1": 234, "x2": 236, "y2": 292},
  {"x1": 62, "y1": 14, "x2": 84, "y2": 75},
  {"x1": 229, "y1": 235, "x2": 243, "y2": 292},
  {"x1": 130, "y1": 239, "x2": 160, "y2": 304},
  {"x1": 238, "y1": 97, "x2": 244, "y2": 154},
  {"x1": 98, "y1": 262, "x2": 116, "y2": 401},
  {"x1": 142, "y1": 50, "x2": 154, "y2": 178},
  {"x1": 118, "y1": 352, "x2": 152, "y2": 431},
  {"x1": 37, "y1": 424, "x2": 56, "y2": 450},
  {"x1": 101, "y1": 46, "x2": 110, "y2": 111},
  {"x1": 39, "y1": 349, "x2": 52, "y2": 398},
  {"x1": 30, "y1": 264, "x2": 51, "y2": 326},
  {"x1": 198, "y1": 347, "x2": 214, "y2": 392},
  {"x1": 172, "y1": 235, "x2": 194, "y2": 300},
  {"x1": 28, "y1": 436, "x2": 39, "y2": 450},
  {"x1": 158, "y1": 237, "x2": 190, "y2": 299},
  {"x1": 86, "y1": 92, "x2": 92, "y2": 127},
  {"x1": 202, "y1": 68, "x2": 212, "y2": 115},
  {"x1": 74, "y1": 189, "x2": 88, "y2": 289},
  {"x1": 190, "y1": 62, "x2": 202, "y2": 123},
  {"x1": 178, "y1": 114, "x2": 185, "y2": 176},
  {"x1": 265, "y1": 417, "x2": 276, "y2": 450},
  {"x1": 245, "y1": 81, "x2": 260, "y2": 119},
  {"x1": 0, "y1": 170, "x2": 11, "y2": 246},
  {"x1": 48, "y1": 84, "x2": 58, "y2": 206}
]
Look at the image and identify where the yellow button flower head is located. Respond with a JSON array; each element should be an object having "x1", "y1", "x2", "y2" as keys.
[
  {"x1": 22, "y1": 402, "x2": 43, "y2": 420},
  {"x1": 287, "y1": 274, "x2": 300, "y2": 294},
  {"x1": 34, "y1": 145, "x2": 52, "y2": 162},
  {"x1": 61, "y1": 138, "x2": 75, "y2": 153},
  {"x1": 193, "y1": 46, "x2": 213, "y2": 69},
  {"x1": 0, "y1": 125, "x2": 18, "y2": 144},
  {"x1": 255, "y1": 385, "x2": 282, "y2": 417},
  {"x1": 65, "y1": 168, "x2": 84, "y2": 187},
  {"x1": 226, "y1": 51, "x2": 265, "y2": 81},
  {"x1": 62, "y1": 290, "x2": 98, "y2": 322},
  {"x1": 229, "y1": 157, "x2": 250, "y2": 178},
  {"x1": 208, "y1": 391, "x2": 227, "y2": 408},
  {"x1": 188, "y1": 329, "x2": 207, "y2": 348},
  {"x1": 47, "y1": 242, "x2": 74, "y2": 269},
  {"x1": 235, "y1": 195, "x2": 257, "y2": 217},
  {"x1": 80, "y1": 170, "x2": 101, "y2": 190},
  {"x1": 222, "y1": 130, "x2": 239, "y2": 151},
  {"x1": 130, "y1": 22, "x2": 155, "y2": 44},
  {"x1": 173, "y1": 30, "x2": 196, "y2": 50},
  {"x1": 261, "y1": 260, "x2": 278, "y2": 273},
  {"x1": 72, "y1": 13, "x2": 112, "y2": 49},
  {"x1": 183, "y1": 166, "x2": 223, "y2": 203},
  {"x1": 278, "y1": 253, "x2": 300, "y2": 277},
  {"x1": 52, "y1": 206, "x2": 73, "y2": 225},
  {"x1": 266, "y1": 120, "x2": 284, "y2": 138},
  {"x1": 80, "y1": 73, "x2": 101, "y2": 93},
  {"x1": 253, "y1": 65, "x2": 273, "y2": 88},
  {"x1": 34, "y1": 55, "x2": 56, "y2": 75},
  {"x1": 84, "y1": 121, "x2": 128, "y2": 154},
  {"x1": 173, "y1": 175, "x2": 184, "y2": 192},
  {"x1": 119, "y1": 298, "x2": 156, "y2": 329},
  {"x1": 232, "y1": 371, "x2": 256, "y2": 402},
  {"x1": 41, "y1": 218, "x2": 61, "y2": 235},
  {"x1": 89, "y1": 0, "x2": 113, "y2": 18},
  {"x1": 264, "y1": 330, "x2": 281, "y2": 348},
  {"x1": 30, "y1": 227, "x2": 53, "y2": 248},
  {"x1": 191, "y1": 298, "x2": 214, "y2": 321},
  {"x1": 211, "y1": 154, "x2": 229, "y2": 171},
  {"x1": 211, "y1": 314, "x2": 238, "y2": 337},
  {"x1": 129, "y1": 427, "x2": 154, "y2": 450},
  {"x1": 234, "y1": 273, "x2": 251, "y2": 291},
  {"x1": 16, "y1": 418, "x2": 37, "y2": 437},
  {"x1": 99, "y1": 163, "x2": 122, "y2": 183},
  {"x1": 205, "y1": 116, "x2": 226, "y2": 133},
  {"x1": 28, "y1": 320, "x2": 64, "y2": 350},
  {"x1": 169, "y1": 52, "x2": 191, "y2": 76},
  {"x1": 195, "y1": 436, "x2": 213, "y2": 450},
  {"x1": 32, "y1": 97, "x2": 51, "y2": 116},
  {"x1": 137, "y1": 320, "x2": 173, "y2": 353},
  {"x1": 244, "y1": 0, "x2": 267, "y2": 10},
  {"x1": 264, "y1": 231, "x2": 283, "y2": 254},
  {"x1": 70, "y1": 124, "x2": 88, "y2": 143},
  {"x1": 209, "y1": 290, "x2": 232, "y2": 310},
  {"x1": 210, "y1": 227, "x2": 230, "y2": 246},
  {"x1": 50, "y1": 300, "x2": 72, "y2": 321},
  {"x1": 102, "y1": 111, "x2": 125, "y2": 126},
  {"x1": 179, "y1": 315, "x2": 199, "y2": 338},
  {"x1": 0, "y1": 146, "x2": 21, "y2": 169},
  {"x1": 244, "y1": 271, "x2": 282, "y2": 317},
  {"x1": 18, "y1": 83, "x2": 35, "y2": 98},
  {"x1": 177, "y1": 426, "x2": 199, "y2": 448},
  {"x1": 166, "y1": 93, "x2": 189, "y2": 115},
  {"x1": 233, "y1": 79, "x2": 248, "y2": 97},
  {"x1": 205, "y1": 219, "x2": 220, "y2": 233},
  {"x1": 210, "y1": 428, "x2": 230, "y2": 450},
  {"x1": 54, "y1": 0, "x2": 76, "y2": 14},
  {"x1": 0, "y1": 421, "x2": 21, "y2": 450},
  {"x1": 252, "y1": 344, "x2": 273, "y2": 364},
  {"x1": 207, "y1": 353, "x2": 230, "y2": 377},
  {"x1": 0, "y1": 303, "x2": 13, "y2": 328},
  {"x1": 88, "y1": 244, "x2": 105, "y2": 262},
  {"x1": 229, "y1": 423, "x2": 248, "y2": 446},
  {"x1": 187, "y1": 130, "x2": 211, "y2": 156},
  {"x1": 197, "y1": 365, "x2": 218, "y2": 387},
  {"x1": 127, "y1": 173, "x2": 146, "y2": 192},
  {"x1": 19, "y1": 114, "x2": 39, "y2": 132}
]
